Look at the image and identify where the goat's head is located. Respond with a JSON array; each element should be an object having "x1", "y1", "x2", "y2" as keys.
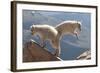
[
  {"x1": 30, "y1": 24, "x2": 35, "y2": 35},
  {"x1": 74, "y1": 22, "x2": 82, "y2": 39}
]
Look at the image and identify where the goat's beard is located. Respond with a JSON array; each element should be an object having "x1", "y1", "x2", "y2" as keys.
[
  {"x1": 31, "y1": 31, "x2": 35, "y2": 35},
  {"x1": 74, "y1": 28, "x2": 81, "y2": 39},
  {"x1": 75, "y1": 32, "x2": 79, "y2": 39},
  {"x1": 74, "y1": 30, "x2": 81, "y2": 40}
]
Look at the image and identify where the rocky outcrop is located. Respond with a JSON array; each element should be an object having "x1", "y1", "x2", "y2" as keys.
[
  {"x1": 23, "y1": 40, "x2": 61, "y2": 62},
  {"x1": 77, "y1": 50, "x2": 91, "y2": 60}
]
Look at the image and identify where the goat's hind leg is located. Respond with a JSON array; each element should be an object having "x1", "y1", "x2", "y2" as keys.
[
  {"x1": 52, "y1": 39, "x2": 60, "y2": 57},
  {"x1": 54, "y1": 49, "x2": 60, "y2": 57}
]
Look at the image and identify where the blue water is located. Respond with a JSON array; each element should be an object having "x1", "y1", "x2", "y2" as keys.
[{"x1": 23, "y1": 10, "x2": 91, "y2": 60}]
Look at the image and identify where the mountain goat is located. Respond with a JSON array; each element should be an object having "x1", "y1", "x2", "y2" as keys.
[
  {"x1": 30, "y1": 24, "x2": 60, "y2": 56},
  {"x1": 55, "y1": 21, "x2": 81, "y2": 40}
]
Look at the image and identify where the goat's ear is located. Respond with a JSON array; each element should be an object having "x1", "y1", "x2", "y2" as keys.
[{"x1": 30, "y1": 24, "x2": 35, "y2": 29}]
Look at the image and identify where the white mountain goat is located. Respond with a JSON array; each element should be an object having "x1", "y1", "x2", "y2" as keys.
[
  {"x1": 55, "y1": 21, "x2": 81, "y2": 40},
  {"x1": 30, "y1": 21, "x2": 81, "y2": 57},
  {"x1": 30, "y1": 24, "x2": 60, "y2": 56}
]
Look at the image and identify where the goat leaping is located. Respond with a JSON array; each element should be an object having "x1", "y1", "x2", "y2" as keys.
[{"x1": 55, "y1": 21, "x2": 82, "y2": 40}]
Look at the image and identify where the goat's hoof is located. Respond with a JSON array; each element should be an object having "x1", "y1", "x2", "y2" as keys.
[{"x1": 54, "y1": 53, "x2": 60, "y2": 57}]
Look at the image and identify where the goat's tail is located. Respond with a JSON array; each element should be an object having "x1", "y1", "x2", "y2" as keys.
[{"x1": 56, "y1": 30, "x2": 62, "y2": 41}]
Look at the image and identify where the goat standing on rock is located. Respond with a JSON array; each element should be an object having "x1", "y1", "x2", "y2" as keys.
[{"x1": 30, "y1": 24, "x2": 60, "y2": 56}]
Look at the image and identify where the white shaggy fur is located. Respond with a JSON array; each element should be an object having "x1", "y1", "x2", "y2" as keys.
[
  {"x1": 30, "y1": 24, "x2": 60, "y2": 56},
  {"x1": 55, "y1": 21, "x2": 81, "y2": 40}
]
